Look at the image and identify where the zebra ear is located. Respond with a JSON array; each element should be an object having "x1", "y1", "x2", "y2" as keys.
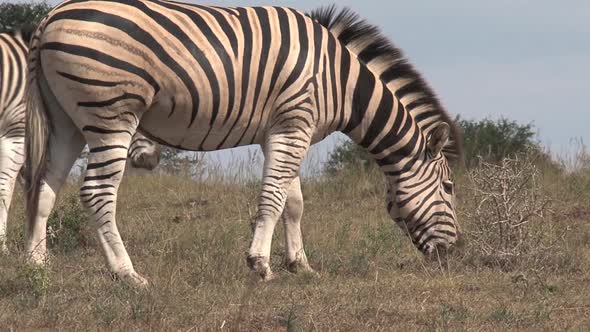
[{"x1": 427, "y1": 122, "x2": 450, "y2": 156}]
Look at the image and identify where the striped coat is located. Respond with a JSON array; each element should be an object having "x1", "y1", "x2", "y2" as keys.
[{"x1": 25, "y1": 1, "x2": 462, "y2": 285}]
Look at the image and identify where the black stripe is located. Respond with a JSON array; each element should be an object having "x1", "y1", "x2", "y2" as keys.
[
  {"x1": 78, "y1": 93, "x2": 146, "y2": 108},
  {"x1": 57, "y1": 71, "x2": 121, "y2": 87},
  {"x1": 82, "y1": 126, "x2": 131, "y2": 135},
  {"x1": 86, "y1": 158, "x2": 127, "y2": 170},
  {"x1": 90, "y1": 145, "x2": 128, "y2": 153},
  {"x1": 41, "y1": 42, "x2": 160, "y2": 95},
  {"x1": 84, "y1": 170, "x2": 122, "y2": 182},
  {"x1": 361, "y1": 91, "x2": 393, "y2": 149},
  {"x1": 343, "y1": 66, "x2": 375, "y2": 134},
  {"x1": 80, "y1": 184, "x2": 115, "y2": 191}
]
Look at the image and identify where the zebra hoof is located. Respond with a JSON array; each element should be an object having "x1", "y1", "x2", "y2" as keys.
[
  {"x1": 121, "y1": 271, "x2": 149, "y2": 288},
  {"x1": 246, "y1": 255, "x2": 274, "y2": 281},
  {"x1": 287, "y1": 260, "x2": 317, "y2": 276},
  {"x1": 26, "y1": 251, "x2": 49, "y2": 266}
]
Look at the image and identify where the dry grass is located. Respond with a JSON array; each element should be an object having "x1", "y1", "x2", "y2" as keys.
[{"x1": 0, "y1": 156, "x2": 589, "y2": 331}]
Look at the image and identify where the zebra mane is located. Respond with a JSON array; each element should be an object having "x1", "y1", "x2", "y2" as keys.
[
  {"x1": 6, "y1": 24, "x2": 36, "y2": 43},
  {"x1": 18, "y1": 24, "x2": 37, "y2": 44},
  {"x1": 308, "y1": 6, "x2": 463, "y2": 163}
]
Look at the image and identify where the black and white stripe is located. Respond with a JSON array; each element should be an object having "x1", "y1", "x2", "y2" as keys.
[
  {"x1": 25, "y1": 1, "x2": 462, "y2": 284},
  {"x1": 0, "y1": 28, "x2": 31, "y2": 252},
  {"x1": 0, "y1": 26, "x2": 159, "y2": 253}
]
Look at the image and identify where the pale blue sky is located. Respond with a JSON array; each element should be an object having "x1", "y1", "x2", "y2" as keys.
[{"x1": 23, "y1": 0, "x2": 590, "y2": 167}]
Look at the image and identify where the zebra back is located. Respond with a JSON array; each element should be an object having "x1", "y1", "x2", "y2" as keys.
[{"x1": 0, "y1": 28, "x2": 29, "y2": 115}]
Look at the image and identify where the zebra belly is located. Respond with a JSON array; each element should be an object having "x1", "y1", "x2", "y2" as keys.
[{"x1": 139, "y1": 99, "x2": 267, "y2": 152}]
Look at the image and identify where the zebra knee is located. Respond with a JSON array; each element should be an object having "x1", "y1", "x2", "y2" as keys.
[
  {"x1": 282, "y1": 195, "x2": 303, "y2": 225},
  {"x1": 130, "y1": 150, "x2": 161, "y2": 170}
]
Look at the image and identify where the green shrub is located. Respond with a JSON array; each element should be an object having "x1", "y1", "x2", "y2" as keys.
[
  {"x1": 0, "y1": 2, "x2": 52, "y2": 33},
  {"x1": 46, "y1": 192, "x2": 87, "y2": 253},
  {"x1": 459, "y1": 117, "x2": 546, "y2": 168},
  {"x1": 324, "y1": 140, "x2": 374, "y2": 176},
  {"x1": 18, "y1": 264, "x2": 51, "y2": 299}
]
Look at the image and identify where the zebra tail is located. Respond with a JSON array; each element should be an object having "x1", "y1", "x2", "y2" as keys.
[{"x1": 24, "y1": 24, "x2": 50, "y2": 228}]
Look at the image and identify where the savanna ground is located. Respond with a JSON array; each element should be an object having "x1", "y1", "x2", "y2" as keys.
[{"x1": 0, "y1": 153, "x2": 589, "y2": 331}]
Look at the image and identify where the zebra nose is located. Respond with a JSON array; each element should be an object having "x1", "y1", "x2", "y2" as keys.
[
  {"x1": 454, "y1": 235, "x2": 466, "y2": 249},
  {"x1": 421, "y1": 243, "x2": 435, "y2": 256},
  {"x1": 423, "y1": 243, "x2": 453, "y2": 260},
  {"x1": 132, "y1": 152, "x2": 160, "y2": 170}
]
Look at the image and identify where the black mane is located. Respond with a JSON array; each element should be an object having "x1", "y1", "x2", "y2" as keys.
[
  {"x1": 6, "y1": 24, "x2": 36, "y2": 43},
  {"x1": 308, "y1": 6, "x2": 463, "y2": 162}
]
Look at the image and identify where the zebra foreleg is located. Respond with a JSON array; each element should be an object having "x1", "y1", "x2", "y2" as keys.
[
  {"x1": 247, "y1": 130, "x2": 312, "y2": 280},
  {"x1": 81, "y1": 134, "x2": 147, "y2": 287},
  {"x1": 281, "y1": 176, "x2": 314, "y2": 274}
]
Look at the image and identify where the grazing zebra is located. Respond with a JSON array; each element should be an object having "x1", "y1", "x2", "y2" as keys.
[
  {"x1": 0, "y1": 26, "x2": 160, "y2": 253},
  {"x1": 25, "y1": 1, "x2": 462, "y2": 286}
]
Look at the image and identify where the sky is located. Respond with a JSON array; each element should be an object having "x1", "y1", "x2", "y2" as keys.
[{"x1": 17, "y1": 0, "x2": 590, "y2": 168}]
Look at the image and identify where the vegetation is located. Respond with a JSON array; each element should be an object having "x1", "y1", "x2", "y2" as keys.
[
  {"x1": 0, "y1": 141, "x2": 589, "y2": 329},
  {"x1": 458, "y1": 117, "x2": 545, "y2": 168},
  {"x1": 0, "y1": 2, "x2": 51, "y2": 33},
  {"x1": 324, "y1": 140, "x2": 374, "y2": 176},
  {"x1": 462, "y1": 155, "x2": 557, "y2": 269},
  {"x1": 0, "y1": 6, "x2": 587, "y2": 329}
]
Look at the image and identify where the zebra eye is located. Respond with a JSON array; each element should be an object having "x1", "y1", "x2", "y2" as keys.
[{"x1": 442, "y1": 181, "x2": 454, "y2": 195}]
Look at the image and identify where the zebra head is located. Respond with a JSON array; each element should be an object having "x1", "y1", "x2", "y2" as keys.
[
  {"x1": 128, "y1": 133, "x2": 162, "y2": 171},
  {"x1": 386, "y1": 122, "x2": 460, "y2": 256}
]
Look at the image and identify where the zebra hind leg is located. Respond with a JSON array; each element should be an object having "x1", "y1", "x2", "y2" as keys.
[
  {"x1": 26, "y1": 111, "x2": 85, "y2": 265},
  {"x1": 282, "y1": 176, "x2": 315, "y2": 274},
  {"x1": 247, "y1": 130, "x2": 312, "y2": 281},
  {"x1": 82, "y1": 133, "x2": 148, "y2": 287},
  {"x1": 0, "y1": 105, "x2": 25, "y2": 253}
]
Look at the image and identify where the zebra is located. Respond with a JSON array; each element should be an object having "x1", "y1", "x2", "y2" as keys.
[
  {"x1": 25, "y1": 1, "x2": 462, "y2": 286},
  {"x1": 0, "y1": 26, "x2": 161, "y2": 253}
]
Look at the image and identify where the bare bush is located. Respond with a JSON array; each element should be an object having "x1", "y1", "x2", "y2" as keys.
[{"x1": 462, "y1": 155, "x2": 558, "y2": 268}]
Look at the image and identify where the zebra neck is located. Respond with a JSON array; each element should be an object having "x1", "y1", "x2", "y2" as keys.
[{"x1": 342, "y1": 69, "x2": 427, "y2": 177}]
